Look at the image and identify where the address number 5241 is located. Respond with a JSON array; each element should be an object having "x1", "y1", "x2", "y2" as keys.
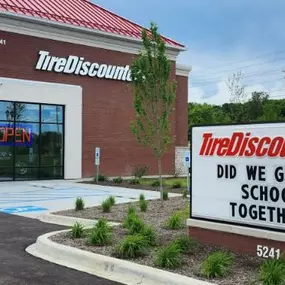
[{"x1": 257, "y1": 245, "x2": 281, "y2": 259}]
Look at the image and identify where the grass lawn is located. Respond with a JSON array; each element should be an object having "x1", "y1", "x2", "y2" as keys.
[
  {"x1": 138, "y1": 177, "x2": 187, "y2": 188},
  {"x1": 80, "y1": 175, "x2": 189, "y2": 193}
]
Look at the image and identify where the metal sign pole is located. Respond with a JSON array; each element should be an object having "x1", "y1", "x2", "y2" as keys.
[
  {"x1": 184, "y1": 150, "x2": 191, "y2": 194},
  {"x1": 95, "y1": 147, "x2": 100, "y2": 183},
  {"x1": 96, "y1": 164, "x2": 99, "y2": 183}
]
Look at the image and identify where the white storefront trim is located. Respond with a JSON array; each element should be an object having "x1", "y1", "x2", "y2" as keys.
[
  {"x1": 0, "y1": 11, "x2": 184, "y2": 61},
  {"x1": 0, "y1": 77, "x2": 82, "y2": 179}
]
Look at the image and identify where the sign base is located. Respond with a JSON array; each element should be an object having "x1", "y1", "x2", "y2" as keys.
[{"x1": 187, "y1": 219, "x2": 285, "y2": 257}]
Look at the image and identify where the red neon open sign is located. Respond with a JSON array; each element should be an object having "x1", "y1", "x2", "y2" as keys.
[{"x1": 0, "y1": 125, "x2": 33, "y2": 146}]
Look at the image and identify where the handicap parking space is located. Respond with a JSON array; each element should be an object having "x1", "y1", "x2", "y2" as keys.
[{"x1": 0, "y1": 180, "x2": 165, "y2": 218}]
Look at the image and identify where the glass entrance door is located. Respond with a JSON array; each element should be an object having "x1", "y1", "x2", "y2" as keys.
[{"x1": 0, "y1": 101, "x2": 64, "y2": 181}]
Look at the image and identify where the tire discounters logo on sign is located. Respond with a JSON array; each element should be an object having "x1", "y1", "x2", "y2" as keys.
[
  {"x1": 35, "y1": 50, "x2": 132, "y2": 82},
  {"x1": 191, "y1": 123, "x2": 285, "y2": 231}
]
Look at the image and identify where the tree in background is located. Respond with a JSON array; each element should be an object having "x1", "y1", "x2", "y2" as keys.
[
  {"x1": 188, "y1": 92, "x2": 285, "y2": 133},
  {"x1": 247, "y1": 91, "x2": 269, "y2": 121},
  {"x1": 226, "y1": 71, "x2": 247, "y2": 104},
  {"x1": 130, "y1": 22, "x2": 176, "y2": 200}
]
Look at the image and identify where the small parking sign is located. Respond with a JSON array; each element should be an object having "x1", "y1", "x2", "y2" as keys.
[
  {"x1": 95, "y1": 147, "x2": 100, "y2": 165},
  {"x1": 184, "y1": 150, "x2": 190, "y2": 168}
]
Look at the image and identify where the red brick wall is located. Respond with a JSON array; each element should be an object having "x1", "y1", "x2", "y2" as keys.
[
  {"x1": 0, "y1": 30, "x2": 187, "y2": 177},
  {"x1": 189, "y1": 227, "x2": 285, "y2": 255},
  {"x1": 175, "y1": 75, "x2": 188, "y2": 146}
]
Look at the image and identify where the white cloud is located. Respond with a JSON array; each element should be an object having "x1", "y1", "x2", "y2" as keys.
[{"x1": 177, "y1": 47, "x2": 285, "y2": 105}]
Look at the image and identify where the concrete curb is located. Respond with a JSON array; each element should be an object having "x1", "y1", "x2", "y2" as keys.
[
  {"x1": 39, "y1": 213, "x2": 120, "y2": 227},
  {"x1": 26, "y1": 230, "x2": 216, "y2": 285}
]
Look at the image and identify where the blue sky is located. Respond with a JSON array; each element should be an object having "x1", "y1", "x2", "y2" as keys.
[{"x1": 93, "y1": 0, "x2": 285, "y2": 104}]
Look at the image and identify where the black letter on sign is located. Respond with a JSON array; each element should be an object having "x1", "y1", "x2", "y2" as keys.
[
  {"x1": 217, "y1": 165, "x2": 224, "y2": 178},
  {"x1": 241, "y1": 184, "x2": 249, "y2": 199},
  {"x1": 258, "y1": 166, "x2": 266, "y2": 181},
  {"x1": 246, "y1": 166, "x2": 257, "y2": 180},
  {"x1": 230, "y1": 165, "x2": 237, "y2": 179},
  {"x1": 275, "y1": 167, "x2": 284, "y2": 183},
  {"x1": 230, "y1": 202, "x2": 237, "y2": 217}
]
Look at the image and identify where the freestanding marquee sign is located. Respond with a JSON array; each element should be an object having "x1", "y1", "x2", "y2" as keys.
[{"x1": 188, "y1": 122, "x2": 285, "y2": 257}]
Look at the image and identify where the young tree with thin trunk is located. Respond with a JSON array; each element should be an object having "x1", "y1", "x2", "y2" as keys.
[
  {"x1": 226, "y1": 71, "x2": 247, "y2": 104},
  {"x1": 130, "y1": 22, "x2": 176, "y2": 200}
]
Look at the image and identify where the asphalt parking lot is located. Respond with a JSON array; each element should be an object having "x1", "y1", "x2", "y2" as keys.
[{"x1": 0, "y1": 212, "x2": 122, "y2": 285}]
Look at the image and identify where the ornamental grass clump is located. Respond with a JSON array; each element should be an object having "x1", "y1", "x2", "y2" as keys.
[
  {"x1": 172, "y1": 234, "x2": 198, "y2": 253},
  {"x1": 128, "y1": 215, "x2": 146, "y2": 235},
  {"x1": 257, "y1": 258, "x2": 285, "y2": 285},
  {"x1": 70, "y1": 222, "x2": 85, "y2": 239},
  {"x1": 141, "y1": 226, "x2": 157, "y2": 246},
  {"x1": 155, "y1": 243, "x2": 182, "y2": 269},
  {"x1": 201, "y1": 251, "x2": 234, "y2": 279},
  {"x1": 114, "y1": 234, "x2": 148, "y2": 259},
  {"x1": 107, "y1": 195, "x2": 116, "y2": 206},
  {"x1": 139, "y1": 199, "x2": 148, "y2": 212},
  {"x1": 88, "y1": 219, "x2": 112, "y2": 246},
  {"x1": 165, "y1": 212, "x2": 185, "y2": 230},
  {"x1": 163, "y1": 191, "x2": 169, "y2": 200},
  {"x1": 101, "y1": 199, "x2": 112, "y2": 213},
  {"x1": 75, "y1": 197, "x2": 84, "y2": 211}
]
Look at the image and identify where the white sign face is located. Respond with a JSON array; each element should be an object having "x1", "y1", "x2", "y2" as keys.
[
  {"x1": 35, "y1": 51, "x2": 132, "y2": 82},
  {"x1": 191, "y1": 123, "x2": 285, "y2": 231},
  {"x1": 95, "y1": 147, "x2": 100, "y2": 166},
  {"x1": 184, "y1": 150, "x2": 190, "y2": 168}
]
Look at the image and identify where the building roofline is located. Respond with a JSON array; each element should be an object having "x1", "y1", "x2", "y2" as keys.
[
  {"x1": 82, "y1": 0, "x2": 185, "y2": 48},
  {"x1": 0, "y1": 11, "x2": 187, "y2": 53},
  {"x1": 176, "y1": 64, "x2": 192, "y2": 77}
]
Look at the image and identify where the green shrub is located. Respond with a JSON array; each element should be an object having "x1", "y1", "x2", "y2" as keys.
[
  {"x1": 102, "y1": 199, "x2": 112, "y2": 213},
  {"x1": 114, "y1": 234, "x2": 148, "y2": 259},
  {"x1": 172, "y1": 235, "x2": 198, "y2": 253},
  {"x1": 97, "y1": 174, "x2": 108, "y2": 182},
  {"x1": 128, "y1": 205, "x2": 136, "y2": 215},
  {"x1": 113, "y1": 177, "x2": 123, "y2": 184},
  {"x1": 177, "y1": 205, "x2": 190, "y2": 220},
  {"x1": 139, "y1": 199, "x2": 148, "y2": 212},
  {"x1": 75, "y1": 197, "x2": 84, "y2": 211},
  {"x1": 182, "y1": 189, "x2": 188, "y2": 198},
  {"x1": 132, "y1": 165, "x2": 149, "y2": 178},
  {"x1": 139, "y1": 194, "x2": 145, "y2": 201},
  {"x1": 122, "y1": 210, "x2": 137, "y2": 229},
  {"x1": 141, "y1": 226, "x2": 157, "y2": 246},
  {"x1": 70, "y1": 222, "x2": 85, "y2": 239},
  {"x1": 151, "y1": 180, "x2": 160, "y2": 187},
  {"x1": 107, "y1": 195, "x2": 116, "y2": 206},
  {"x1": 165, "y1": 212, "x2": 185, "y2": 230},
  {"x1": 201, "y1": 251, "x2": 234, "y2": 279},
  {"x1": 172, "y1": 182, "x2": 182, "y2": 189},
  {"x1": 257, "y1": 258, "x2": 285, "y2": 285},
  {"x1": 128, "y1": 216, "x2": 146, "y2": 235},
  {"x1": 129, "y1": 178, "x2": 140, "y2": 185},
  {"x1": 163, "y1": 191, "x2": 169, "y2": 200},
  {"x1": 155, "y1": 244, "x2": 182, "y2": 269},
  {"x1": 88, "y1": 219, "x2": 112, "y2": 246}
]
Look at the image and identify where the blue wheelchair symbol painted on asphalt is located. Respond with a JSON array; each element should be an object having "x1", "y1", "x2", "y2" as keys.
[{"x1": 0, "y1": 206, "x2": 48, "y2": 214}]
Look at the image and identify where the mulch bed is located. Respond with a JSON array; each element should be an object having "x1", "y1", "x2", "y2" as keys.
[
  {"x1": 51, "y1": 197, "x2": 262, "y2": 285},
  {"x1": 78, "y1": 180, "x2": 186, "y2": 194}
]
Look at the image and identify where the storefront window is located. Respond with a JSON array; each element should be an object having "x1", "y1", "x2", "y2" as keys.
[
  {"x1": 41, "y1": 105, "x2": 63, "y2": 123},
  {"x1": 0, "y1": 101, "x2": 14, "y2": 122},
  {"x1": 16, "y1": 103, "x2": 39, "y2": 122},
  {"x1": 0, "y1": 101, "x2": 64, "y2": 181}
]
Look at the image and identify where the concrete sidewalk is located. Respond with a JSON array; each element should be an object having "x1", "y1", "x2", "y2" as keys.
[{"x1": 0, "y1": 180, "x2": 167, "y2": 218}]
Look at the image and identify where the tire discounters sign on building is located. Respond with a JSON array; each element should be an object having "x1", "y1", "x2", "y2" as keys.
[{"x1": 191, "y1": 123, "x2": 285, "y2": 232}]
